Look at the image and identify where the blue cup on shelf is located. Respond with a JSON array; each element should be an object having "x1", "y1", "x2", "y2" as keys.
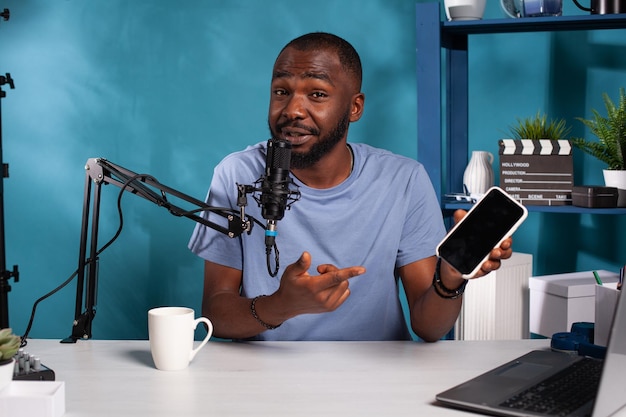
[{"x1": 521, "y1": 0, "x2": 563, "y2": 15}]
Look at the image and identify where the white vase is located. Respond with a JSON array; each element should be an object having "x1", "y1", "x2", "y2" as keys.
[
  {"x1": 444, "y1": 0, "x2": 487, "y2": 20},
  {"x1": 0, "y1": 358, "x2": 14, "y2": 392},
  {"x1": 603, "y1": 169, "x2": 626, "y2": 207},
  {"x1": 463, "y1": 151, "x2": 494, "y2": 195}
]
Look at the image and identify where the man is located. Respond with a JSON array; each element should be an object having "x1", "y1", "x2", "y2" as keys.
[{"x1": 188, "y1": 32, "x2": 512, "y2": 341}]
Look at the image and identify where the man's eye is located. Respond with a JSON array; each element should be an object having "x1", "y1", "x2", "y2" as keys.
[
  {"x1": 311, "y1": 92, "x2": 327, "y2": 98},
  {"x1": 273, "y1": 89, "x2": 288, "y2": 96}
]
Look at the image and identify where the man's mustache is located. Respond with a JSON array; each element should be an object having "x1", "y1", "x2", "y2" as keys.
[{"x1": 275, "y1": 121, "x2": 320, "y2": 136}]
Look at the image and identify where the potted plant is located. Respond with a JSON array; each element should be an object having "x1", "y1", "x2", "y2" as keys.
[
  {"x1": 0, "y1": 328, "x2": 20, "y2": 391},
  {"x1": 571, "y1": 87, "x2": 626, "y2": 206},
  {"x1": 499, "y1": 112, "x2": 573, "y2": 206},
  {"x1": 506, "y1": 111, "x2": 571, "y2": 140}
]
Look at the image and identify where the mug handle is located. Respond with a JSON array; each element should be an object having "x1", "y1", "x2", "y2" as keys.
[{"x1": 189, "y1": 317, "x2": 214, "y2": 361}]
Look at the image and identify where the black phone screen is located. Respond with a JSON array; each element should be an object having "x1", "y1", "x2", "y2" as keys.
[{"x1": 437, "y1": 188, "x2": 527, "y2": 276}]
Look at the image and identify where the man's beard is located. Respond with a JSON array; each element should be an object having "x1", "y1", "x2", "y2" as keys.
[{"x1": 269, "y1": 110, "x2": 350, "y2": 170}]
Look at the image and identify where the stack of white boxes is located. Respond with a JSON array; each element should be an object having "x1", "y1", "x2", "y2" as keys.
[{"x1": 528, "y1": 270, "x2": 620, "y2": 338}]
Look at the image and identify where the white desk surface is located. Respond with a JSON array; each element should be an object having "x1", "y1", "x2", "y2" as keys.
[{"x1": 16, "y1": 338, "x2": 562, "y2": 417}]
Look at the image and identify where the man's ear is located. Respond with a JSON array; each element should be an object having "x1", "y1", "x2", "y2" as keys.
[{"x1": 350, "y1": 92, "x2": 365, "y2": 122}]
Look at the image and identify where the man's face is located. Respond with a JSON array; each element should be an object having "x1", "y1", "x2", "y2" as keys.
[{"x1": 268, "y1": 47, "x2": 361, "y2": 169}]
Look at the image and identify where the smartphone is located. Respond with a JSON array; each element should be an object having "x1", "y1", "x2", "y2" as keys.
[{"x1": 436, "y1": 186, "x2": 528, "y2": 278}]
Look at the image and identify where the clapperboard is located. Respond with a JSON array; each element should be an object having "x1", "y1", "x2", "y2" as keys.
[{"x1": 498, "y1": 139, "x2": 573, "y2": 206}]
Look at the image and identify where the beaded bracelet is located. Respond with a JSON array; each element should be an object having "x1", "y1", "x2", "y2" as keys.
[
  {"x1": 251, "y1": 295, "x2": 282, "y2": 330},
  {"x1": 432, "y1": 258, "x2": 468, "y2": 299}
]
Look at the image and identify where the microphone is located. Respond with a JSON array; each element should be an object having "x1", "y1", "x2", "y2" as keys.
[
  {"x1": 260, "y1": 138, "x2": 296, "y2": 250},
  {"x1": 248, "y1": 138, "x2": 300, "y2": 276}
]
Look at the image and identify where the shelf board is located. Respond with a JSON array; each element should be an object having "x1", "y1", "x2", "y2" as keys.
[
  {"x1": 444, "y1": 202, "x2": 626, "y2": 214},
  {"x1": 442, "y1": 13, "x2": 626, "y2": 35}
]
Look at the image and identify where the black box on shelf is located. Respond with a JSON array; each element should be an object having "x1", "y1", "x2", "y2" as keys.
[
  {"x1": 498, "y1": 139, "x2": 573, "y2": 206},
  {"x1": 571, "y1": 185, "x2": 618, "y2": 208}
]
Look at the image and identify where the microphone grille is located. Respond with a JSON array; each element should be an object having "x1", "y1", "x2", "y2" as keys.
[{"x1": 267, "y1": 138, "x2": 292, "y2": 171}]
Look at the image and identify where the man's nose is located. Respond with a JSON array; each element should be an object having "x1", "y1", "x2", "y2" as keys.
[{"x1": 282, "y1": 94, "x2": 306, "y2": 119}]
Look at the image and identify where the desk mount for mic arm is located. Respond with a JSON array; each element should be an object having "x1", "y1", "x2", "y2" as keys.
[
  {"x1": 0, "y1": 72, "x2": 17, "y2": 329},
  {"x1": 63, "y1": 157, "x2": 254, "y2": 343}
]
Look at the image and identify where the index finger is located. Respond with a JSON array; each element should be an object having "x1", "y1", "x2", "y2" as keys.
[{"x1": 318, "y1": 265, "x2": 366, "y2": 288}]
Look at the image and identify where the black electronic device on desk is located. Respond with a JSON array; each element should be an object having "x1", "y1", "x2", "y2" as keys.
[{"x1": 12, "y1": 348, "x2": 55, "y2": 381}]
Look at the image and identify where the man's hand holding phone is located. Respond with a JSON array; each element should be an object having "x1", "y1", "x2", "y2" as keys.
[{"x1": 436, "y1": 187, "x2": 527, "y2": 279}]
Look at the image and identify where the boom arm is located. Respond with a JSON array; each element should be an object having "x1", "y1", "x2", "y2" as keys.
[{"x1": 63, "y1": 158, "x2": 254, "y2": 343}]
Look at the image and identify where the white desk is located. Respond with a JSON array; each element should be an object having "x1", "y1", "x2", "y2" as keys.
[{"x1": 16, "y1": 338, "x2": 560, "y2": 416}]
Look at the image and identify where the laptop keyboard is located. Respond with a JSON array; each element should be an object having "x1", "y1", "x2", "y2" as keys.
[{"x1": 499, "y1": 357, "x2": 602, "y2": 416}]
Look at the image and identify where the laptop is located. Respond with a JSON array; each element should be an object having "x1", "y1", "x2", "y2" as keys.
[{"x1": 436, "y1": 287, "x2": 626, "y2": 417}]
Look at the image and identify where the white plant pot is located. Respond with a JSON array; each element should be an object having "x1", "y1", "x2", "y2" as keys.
[
  {"x1": 603, "y1": 169, "x2": 626, "y2": 207},
  {"x1": 0, "y1": 358, "x2": 14, "y2": 392},
  {"x1": 444, "y1": 0, "x2": 487, "y2": 20}
]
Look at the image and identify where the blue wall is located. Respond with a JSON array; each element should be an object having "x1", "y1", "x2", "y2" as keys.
[{"x1": 0, "y1": 0, "x2": 624, "y2": 340}]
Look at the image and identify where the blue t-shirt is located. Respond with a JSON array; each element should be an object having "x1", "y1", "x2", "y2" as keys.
[{"x1": 188, "y1": 141, "x2": 445, "y2": 340}]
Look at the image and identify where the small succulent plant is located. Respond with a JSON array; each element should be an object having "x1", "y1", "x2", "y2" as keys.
[{"x1": 0, "y1": 328, "x2": 20, "y2": 364}]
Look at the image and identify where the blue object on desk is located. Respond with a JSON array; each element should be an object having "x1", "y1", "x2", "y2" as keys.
[
  {"x1": 550, "y1": 322, "x2": 607, "y2": 359},
  {"x1": 571, "y1": 322, "x2": 595, "y2": 344}
]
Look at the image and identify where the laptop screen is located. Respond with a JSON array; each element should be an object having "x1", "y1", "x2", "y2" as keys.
[{"x1": 592, "y1": 288, "x2": 626, "y2": 417}]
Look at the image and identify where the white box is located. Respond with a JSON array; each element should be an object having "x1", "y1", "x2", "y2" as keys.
[
  {"x1": 0, "y1": 381, "x2": 65, "y2": 417},
  {"x1": 595, "y1": 283, "x2": 620, "y2": 347},
  {"x1": 529, "y1": 270, "x2": 619, "y2": 337}
]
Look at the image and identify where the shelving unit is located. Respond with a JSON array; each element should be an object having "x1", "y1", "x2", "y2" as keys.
[{"x1": 415, "y1": 2, "x2": 626, "y2": 215}]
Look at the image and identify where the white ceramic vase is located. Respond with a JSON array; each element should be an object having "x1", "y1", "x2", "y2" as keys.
[
  {"x1": 603, "y1": 169, "x2": 626, "y2": 207},
  {"x1": 0, "y1": 358, "x2": 14, "y2": 392},
  {"x1": 444, "y1": 0, "x2": 487, "y2": 20},
  {"x1": 463, "y1": 151, "x2": 494, "y2": 195}
]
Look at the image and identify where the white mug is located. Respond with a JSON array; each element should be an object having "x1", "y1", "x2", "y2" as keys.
[{"x1": 148, "y1": 306, "x2": 213, "y2": 371}]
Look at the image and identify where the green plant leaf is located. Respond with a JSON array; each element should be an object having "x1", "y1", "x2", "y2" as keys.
[{"x1": 572, "y1": 87, "x2": 626, "y2": 170}]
